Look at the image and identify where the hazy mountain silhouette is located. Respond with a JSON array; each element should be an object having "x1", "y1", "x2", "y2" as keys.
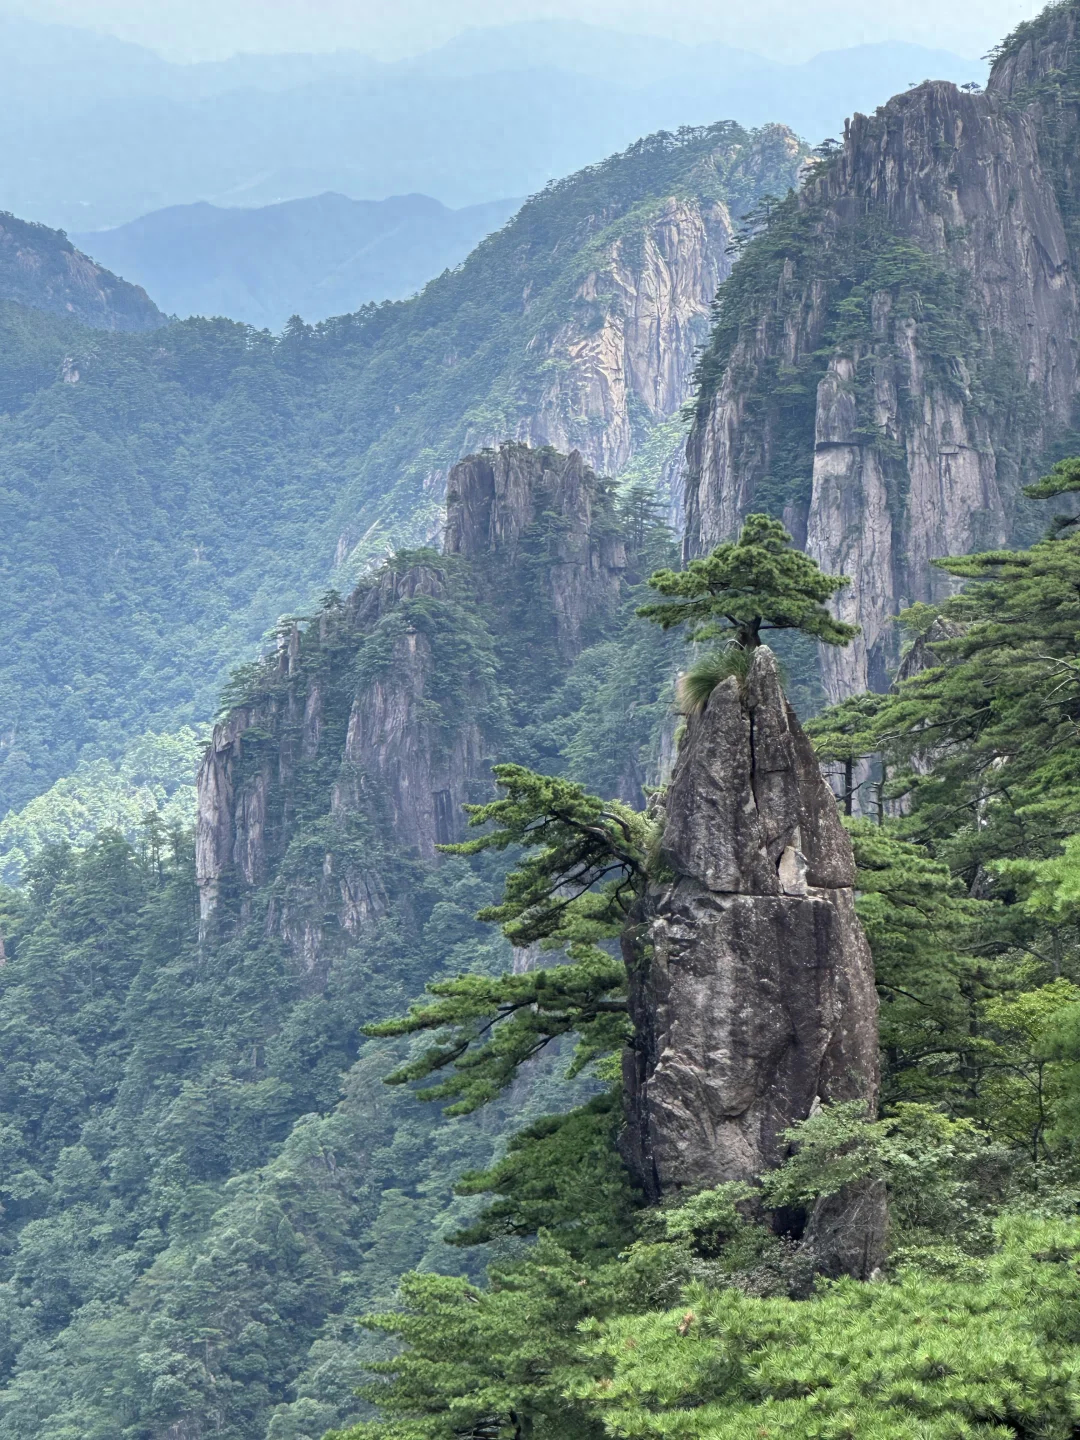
[
  {"x1": 2, "y1": 15, "x2": 984, "y2": 230},
  {"x1": 74, "y1": 192, "x2": 519, "y2": 329}
]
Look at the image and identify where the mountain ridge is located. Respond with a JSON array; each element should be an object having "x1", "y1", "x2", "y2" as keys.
[
  {"x1": 684, "y1": 3, "x2": 1080, "y2": 701},
  {"x1": 0, "y1": 211, "x2": 163, "y2": 332},
  {"x1": 0, "y1": 13, "x2": 981, "y2": 230},
  {"x1": 0, "y1": 119, "x2": 802, "y2": 820},
  {"x1": 73, "y1": 193, "x2": 521, "y2": 330}
]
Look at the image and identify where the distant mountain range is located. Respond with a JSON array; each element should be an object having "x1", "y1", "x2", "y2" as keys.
[
  {"x1": 1, "y1": 15, "x2": 985, "y2": 231},
  {"x1": 73, "y1": 193, "x2": 520, "y2": 329}
]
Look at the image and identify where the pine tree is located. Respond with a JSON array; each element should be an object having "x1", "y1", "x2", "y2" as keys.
[
  {"x1": 364, "y1": 765, "x2": 651, "y2": 1112},
  {"x1": 637, "y1": 514, "x2": 858, "y2": 652}
]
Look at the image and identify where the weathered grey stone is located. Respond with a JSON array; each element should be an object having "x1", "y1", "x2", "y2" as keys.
[
  {"x1": 445, "y1": 444, "x2": 626, "y2": 659},
  {"x1": 623, "y1": 647, "x2": 884, "y2": 1277},
  {"x1": 685, "y1": 25, "x2": 1080, "y2": 702}
]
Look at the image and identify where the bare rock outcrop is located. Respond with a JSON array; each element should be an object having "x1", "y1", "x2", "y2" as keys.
[
  {"x1": 197, "y1": 444, "x2": 627, "y2": 956},
  {"x1": 684, "y1": 12, "x2": 1080, "y2": 702},
  {"x1": 622, "y1": 647, "x2": 885, "y2": 1277},
  {"x1": 445, "y1": 444, "x2": 626, "y2": 657}
]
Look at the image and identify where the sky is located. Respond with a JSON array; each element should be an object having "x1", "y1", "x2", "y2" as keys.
[{"x1": 14, "y1": 0, "x2": 1044, "y2": 63}]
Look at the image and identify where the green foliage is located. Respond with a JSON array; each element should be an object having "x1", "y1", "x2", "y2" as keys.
[
  {"x1": 676, "y1": 645, "x2": 752, "y2": 713},
  {"x1": 1023, "y1": 453, "x2": 1080, "y2": 535},
  {"x1": 0, "y1": 441, "x2": 686, "y2": 1438},
  {"x1": 821, "y1": 530, "x2": 1080, "y2": 883},
  {"x1": 0, "y1": 122, "x2": 803, "y2": 822},
  {"x1": 581, "y1": 1215, "x2": 1080, "y2": 1439},
  {"x1": 450, "y1": 1090, "x2": 640, "y2": 1257},
  {"x1": 446, "y1": 765, "x2": 650, "y2": 943},
  {"x1": 366, "y1": 765, "x2": 649, "y2": 1112},
  {"x1": 848, "y1": 823, "x2": 1001, "y2": 1108},
  {"x1": 1023, "y1": 453, "x2": 1080, "y2": 500},
  {"x1": 639, "y1": 514, "x2": 857, "y2": 655},
  {"x1": 0, "y1": 727, "x2": 204, "y2": 884},
  {"x1": 0, "y1": 819, "x2": 548, "y2": 1439},
  {"x1": 338, "y1": 1131, "x2": 1080, "y2": 1440},
  {"x1": 760, "y1": 1102, "x2": 1009, "y2": 1252}
]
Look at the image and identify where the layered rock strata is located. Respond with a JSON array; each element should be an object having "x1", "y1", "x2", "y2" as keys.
[
  {"x1": 685, "y1": 12, "x2": 1080, "y2": 700},
  {"x1": 622, "y1": 647, "x2": 885, "y2": 1277}
]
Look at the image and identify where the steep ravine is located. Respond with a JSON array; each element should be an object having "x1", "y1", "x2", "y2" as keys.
[
  {"x1": 326, "y1": 122, "x2": 806, "y2": 565},
  {"x1": 685, "y1": 3, "x2": 1080, "y2": 700}
]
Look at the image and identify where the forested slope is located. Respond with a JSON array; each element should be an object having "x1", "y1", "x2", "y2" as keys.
[
  {"x1": 0, "y1": 447, "x2": 678, "y2": 1439},
  {"x1": 0, "y1": 212, "x2": 163, "y2": 331},
  {"x1": 11, "y1": 11, "x2": 1080, "y2": 1440},
  {"x1": 0, "y1": 121, "x2": 803, "y2": 824}
]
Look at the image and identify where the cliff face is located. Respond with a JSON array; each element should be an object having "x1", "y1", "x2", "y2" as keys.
[
  {"x1": 196, "y1": 445, "x2": 627, "y2": 954},
  {"x1": 513, "y1": 196, "x2": 733, "y2": 487},
  {"x1": 506, "y1": 132, "x2": 806, "y2": 522},
  {"x1": 326, "y1": 124, "x2": 806, "y2": 571},
  {"x1": 0, "y1": 210, "x2": 165, "y2": 331},
  {"x1": 685, "y1": 10, "x2": 1080, "y2": 700},
  {"x1": 623, "y1": 648, "x2": 884, "y2": 1277},
  {"x1": 444, "y1": 445, "x2": 626, "y2": 655}
]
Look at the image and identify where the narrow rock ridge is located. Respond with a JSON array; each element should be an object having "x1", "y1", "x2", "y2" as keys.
[
  {"x1": 684, "y1": 16, "x2": 1080, "y2": 701},
  {"x1": 622, "y1": 647, "x2": 885, "y2": 1277},
  {"x1": 196, "y1": 445, "x2": 625, "y2": 958}
]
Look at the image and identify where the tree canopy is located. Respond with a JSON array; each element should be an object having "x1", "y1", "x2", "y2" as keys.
[
  {"x1": 637, "y1": 513, "x2": 859, "y2": 652},
  {"x1": 365, "y1": 765, "x2": 650, "y2": 1113}
]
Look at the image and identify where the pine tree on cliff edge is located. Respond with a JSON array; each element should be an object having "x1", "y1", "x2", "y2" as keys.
[
  {"x1": 365, "y1": 515, "x2": 859, "y2": 1109},
  {"x1": 638, "y1": 513, "x2": 858, "y2": 709}
]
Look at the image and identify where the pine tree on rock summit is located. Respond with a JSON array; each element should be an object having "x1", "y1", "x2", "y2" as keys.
[
  {"x1": 638, "y1": 514, "x2": 858, "y2": 710},
  {"x1": 638, "y1": 513, "x2": 858, "y2": 650}
]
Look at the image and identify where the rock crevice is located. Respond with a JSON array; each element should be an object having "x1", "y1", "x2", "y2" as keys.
[{"x1": 622, "y1": 647, "x2": 884, "y2": 1277}]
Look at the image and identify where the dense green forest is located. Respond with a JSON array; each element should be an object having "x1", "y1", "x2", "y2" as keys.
[
  {"x1": 7, "y1": 433, "x2": 1080, "y2": 1437},
  {"x1": 0, "y1": 120, "x2": 802, "y2": 824},
  {"x1": 0, "y1": 455, "x2": 681, "y2": 1438}
]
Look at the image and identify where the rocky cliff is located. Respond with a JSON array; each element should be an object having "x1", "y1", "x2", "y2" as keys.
[
  {"x1": 622, "y1": 647, "x2": 885, "y2": 1277},
  {"x1": 511, "y1": 195, "x2": 734, "y2": 502},
  {"x1": 505, "y1": 131, "x2": 807, "y2": 526},
  {"x1": 0, "y1": 210, "x2": 164, "y2": 331},
  {"x1": 684, "y1": 3, "x2": 1080, "y2": 700},
  {"x1": 326, "y1": 124, "x2": 806, "y2": 571},
  {"x1": 196, "y1": 445, "x2": 629, "y2": 953}
]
